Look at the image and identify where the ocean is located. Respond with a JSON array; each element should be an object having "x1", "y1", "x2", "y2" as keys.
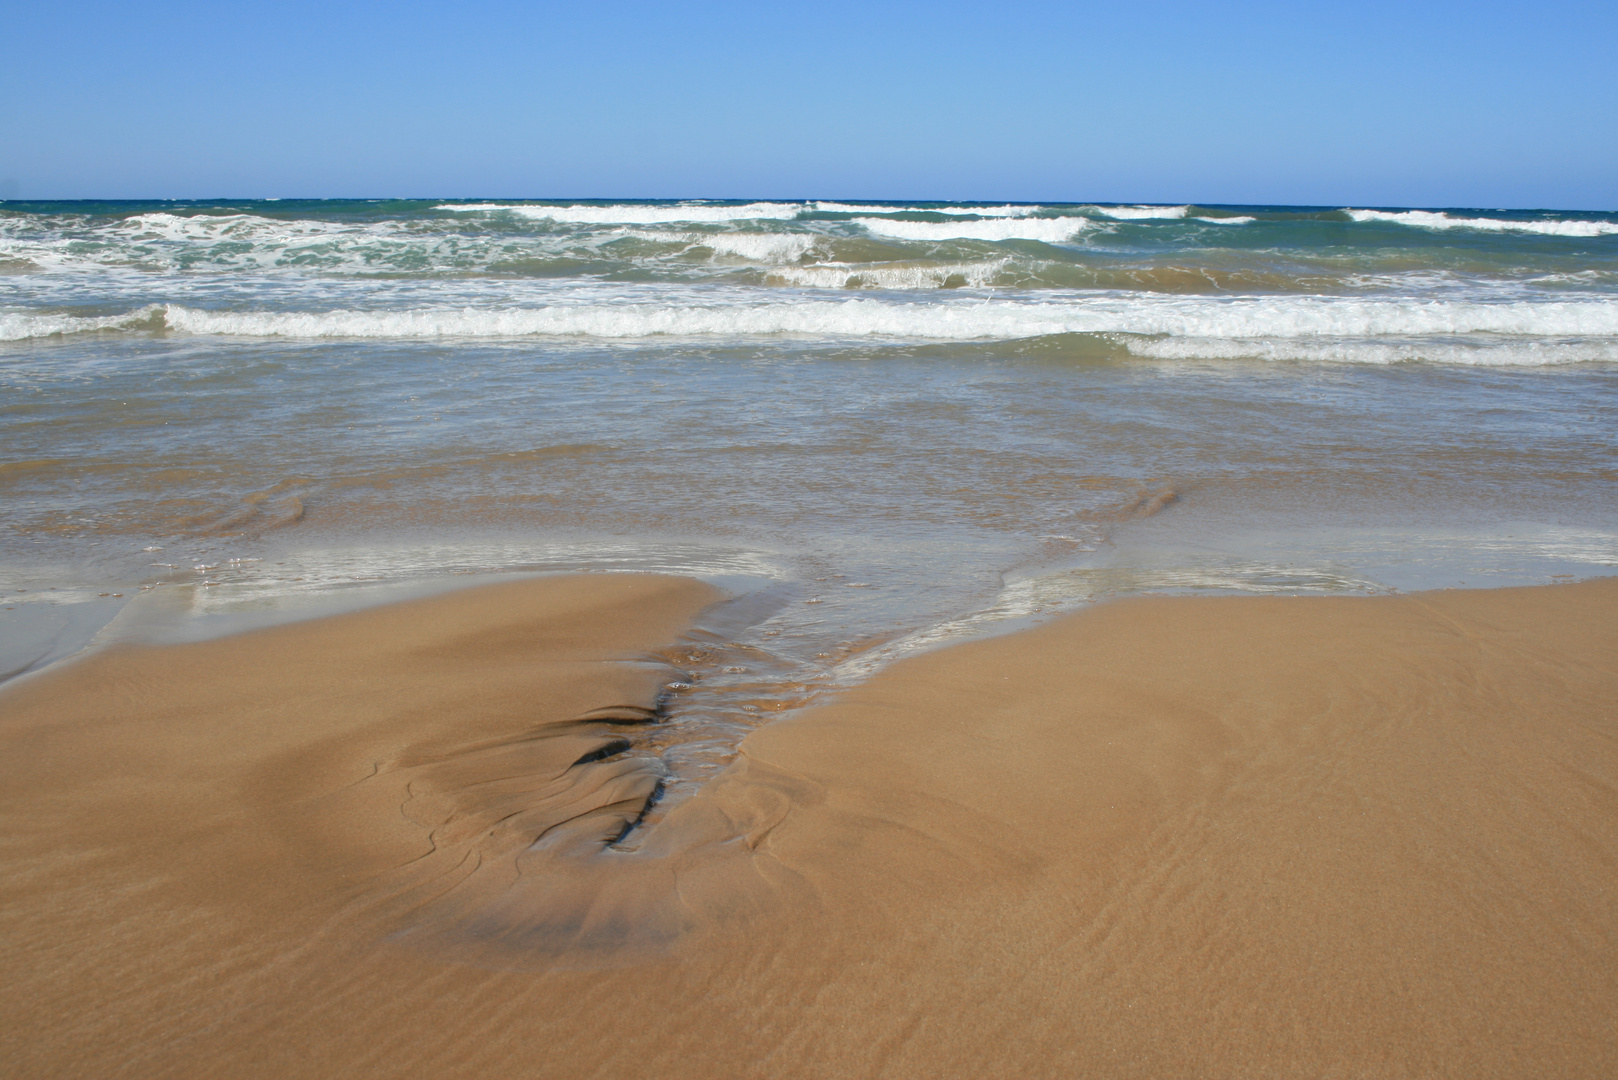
[{"x1": 3, "y1": 197, "x2": 1615, "y2": 816}]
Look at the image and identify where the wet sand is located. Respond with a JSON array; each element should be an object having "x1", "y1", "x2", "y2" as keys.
[{"x1": 2, "y1": 573, "x2": 1615, "y2": 1079}]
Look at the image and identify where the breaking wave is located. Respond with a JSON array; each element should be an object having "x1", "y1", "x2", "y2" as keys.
[
  {"x1": 620, "y1": 230, "x2": 823, "y2": 263},
  {"x1": 437, "y1": 202, "x2": 805, "y2": 223},
  {"x1": 1346, "y1": 209, "x2": 1618, "y2": 238},
  {"x1": 762, "y1": 260, "x2": 1009, "y2": 290},
  {"x1": 813, "y1": 202, "x2": 1039, "y2": 217},
  {"x1": 8, "y1": 296, "x2": 1616, "y2": 356},
  {"x1": 1091, "y1": 205, "x2": 1191, "y2": 220},
  {"x1": 854, "y1": 217, "x2": 1087, "y2": 243},
  {"x1": 0, "y1": 308, "x2": 166, "y2": 340},
  {"x1": 113, "y1": 212, "x2": 347, "y2": 242}
]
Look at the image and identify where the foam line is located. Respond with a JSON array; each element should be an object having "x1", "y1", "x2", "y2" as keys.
[
  {"x1": 1347, "y1": 209, "x2": 1618, "y2": 237},
  {"x1": 1089, "y1": 205, "x2": 1191, "y2": 220},
  {"x1": 8, "y1": 297, "x2": 1616, "y2": 354},
  {"x1": 814, "y1": 203, "x2": 1039, "y2": 217},
  {"x1": 437, "y1": 202, "x2": 806, "y2": 223},
  {"x1": 854, "y1": 218, "x2": 1087, "y2": 243}
]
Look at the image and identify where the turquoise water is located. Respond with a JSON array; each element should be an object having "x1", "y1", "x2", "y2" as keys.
[{"x1": 3, "y1": 198, "x2": 1616, "y2": 812}]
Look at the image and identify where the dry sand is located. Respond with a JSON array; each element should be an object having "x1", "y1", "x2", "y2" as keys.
[{"x1": 1, "y1": 572, "x2": 1615, "y2": 1079}]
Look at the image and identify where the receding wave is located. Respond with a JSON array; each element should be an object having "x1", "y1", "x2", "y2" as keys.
[
  {"x1": 1125, "y1": 336, "x2": 1618, "y2": 366},
  {"x1": 854, "y1": 217, "x2": 1087, "y2": 243},
  {"x1": 9, "y1": 297, "x2": 1617, "y2": 353},
  {"x1": 1347, "y1": 209, "x2": 1618, "y2": 237},
  {"x1": 437, "y1": 202, "x2": 805, "y2": 223}
]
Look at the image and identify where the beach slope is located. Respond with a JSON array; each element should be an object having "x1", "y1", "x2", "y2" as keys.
[{"x1": 1, "y1": 575, "x2": 1615, "y2": 1079}]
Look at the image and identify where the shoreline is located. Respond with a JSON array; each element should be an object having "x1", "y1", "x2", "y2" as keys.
[{"x1": 2, "y1": 574, "x2": 1616, "y2": 1077}]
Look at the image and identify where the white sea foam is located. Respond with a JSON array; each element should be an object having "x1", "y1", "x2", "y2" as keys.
[
  {"x1": 0, "y1": 210, "x2": 679, "y2": 276},
  {"x1": 177, "y1": 540, "x2": 785, "y2": 616},
  {"x1": 763, "y1": 260, "x2": 1009, "y2": 290},
  {"x1": 854, "y1": 217, "x2": 1087, "y2": 243},
  {"x1": 115, "y1": 212, "x2": 350, "y2": 242},
  {"x1": 437, "y1": 202, "x2": 806, "y2": 224},
  {"x1": 814, "y1": 202, "x2": 1040, "y2": 218},
  {"x1": 1347, "y1": 209, "x2": 1618, "y2": 237},
  {"x1": 830, "y1": 556, "x2": 1397, "y2": 681},
  {"x1": 1090, "y1": 205, "x2": 1191, "y2": 220},
  {"x1": 1126, "y1": 336, "x2": 1618, "y2": 366},
  {"x1": 1194, "y1": 216, "x2": 1257, "y2": 225},
  {"x1": 0, "y1": 212, "x2": 356, "y2": 274},
  {"x1": 0, "y1": 307, "x2": 163, "y2": 341},
  {"x1": 685, "y1": 232, "x2": 820, "y2": 262},
  {"x1": 614, "y1": 230, "x2": 821, "y2": 263},
  {"x1": 10, "y1": 295, "x2": 1616, "y2": 352},
  {"x1": 149, "y1": 300, "x2": 1068, "y2": 338}
]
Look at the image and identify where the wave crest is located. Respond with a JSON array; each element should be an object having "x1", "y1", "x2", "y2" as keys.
[
  {"x1": 437, "y1": 202, "x2": 805, "y2": 224},
  {"x1": 813, "y1": 202, "x2": 1039, "y2": 218},
  {"x1": 854, "y1": 218, "x2": 1087, "y2": 243},
  {"x1": 7, "y1": 297, "x2": 1617, "y2": 354},
  {"x1": 1347, "y1": 209, "x2": 1618, "y2": 238},
  {"x1": 1090, "y1": 205, "x2": 1191, "y2": 220}
]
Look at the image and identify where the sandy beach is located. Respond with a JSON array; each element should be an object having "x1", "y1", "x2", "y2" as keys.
[
  {"x1": 9, "y1": 1, "x2": 1618, "y2": 1072},
  {"x1": 2, "y1": 571, "x2": 1614, "y2": 1079}
]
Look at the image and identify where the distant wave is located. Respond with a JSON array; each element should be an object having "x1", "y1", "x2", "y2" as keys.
[
  {"x1": 854, "y1": 218, "x2": 1087, "y2": 243},
  {"x1": 8, "y1": 297, "x2": 1617, "y2": 352},
  {"x1": 1090, "y1": 205, "x2": 1191, "y2": 220},
  {"x1": 1347, "y1": 209, "x2": 1618, "y2": 237},
  {"x1": 437, "y1": 202, "x2": 805, "y2": 223},
  {"x1": 8, "y1": 204, "x2": 1613, "y2": 289},
  {"x1": 114, "y1": 211, "x2": 352, "y2": 240},
  {"x1": 814, "y1": 202, "x2": 1039, "y2": 218}
]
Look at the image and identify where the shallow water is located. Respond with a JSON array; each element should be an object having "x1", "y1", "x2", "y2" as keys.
[{"x1": 3, "y1": 198, "x2": 1616, "y2": 817}]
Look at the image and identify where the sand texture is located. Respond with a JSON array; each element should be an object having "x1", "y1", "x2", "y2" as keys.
[{"x1": 2, "y1": 574, "x2": 1615, "y2": 1079}]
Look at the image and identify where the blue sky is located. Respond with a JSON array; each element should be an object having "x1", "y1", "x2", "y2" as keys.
[{"x1": 2, "y1": 0, "x2": 1614, "y2": 207}]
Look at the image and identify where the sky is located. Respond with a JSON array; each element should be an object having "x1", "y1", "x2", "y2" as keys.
[{"x1": 2, "y1": 0, "x2": 1614, "y2": 208}]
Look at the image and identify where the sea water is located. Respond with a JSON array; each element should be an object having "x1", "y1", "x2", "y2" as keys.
[{"x1": 3, "y1": 198, "x2": 1615, "y2": 817}]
